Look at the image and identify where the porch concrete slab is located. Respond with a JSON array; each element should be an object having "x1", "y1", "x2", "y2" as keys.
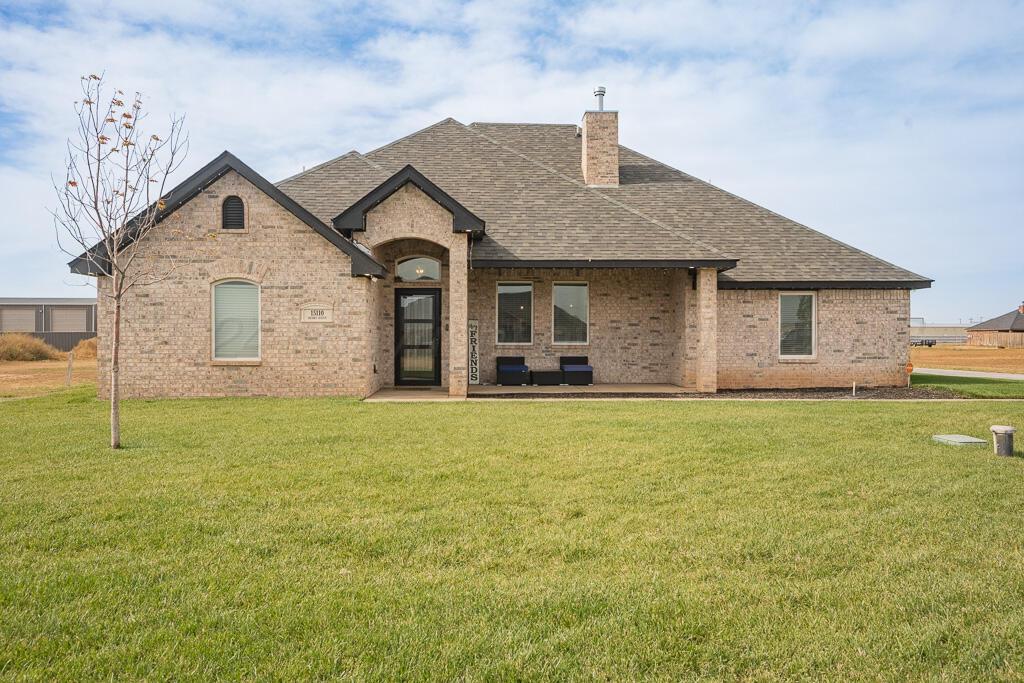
[
  {"x1": 932, "y1": 434, "x2": 987, "y2": 446},
  {"x1": 365, "y1": 387, "x2": 464, "y2": 402},
  {"x1": 469, "y1": 383, "x2": 686, "y2": 397}
]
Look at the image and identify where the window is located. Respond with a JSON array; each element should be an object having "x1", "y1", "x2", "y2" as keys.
[
  {"x1": 396, "y1": 256, "x2": 440, "y2": 282},
  {"x1": 553, "y1": 283, "x2": 589, "y2": 344},
  {"x1": 213, "y1": 280, "x2": 260, "y2": 360},
  {"x1": 496, "y1": 283, "x2": 532, "y2": 344},
  {"x1": 222, "y1": 196, "x2": 245, "y2": 230},
  {"x1": 779, "y1": 293, "x2": 815, "y2": 357}
]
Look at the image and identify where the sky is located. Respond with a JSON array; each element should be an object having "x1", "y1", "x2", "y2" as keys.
[{"x1": 0, "y1": 0, "x2": 1021, "y2": 324}]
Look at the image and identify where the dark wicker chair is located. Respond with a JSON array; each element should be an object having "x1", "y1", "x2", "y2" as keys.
[
  {"x1": 560, "y1": 356, "x2": 593, "y2": 385},
  {"x1": 497, "y1": 356, "x2": 530, "y2": 386}
]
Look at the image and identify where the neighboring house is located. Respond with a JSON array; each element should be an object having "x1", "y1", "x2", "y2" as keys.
[
  {"x1": 69, "y1": 91, "x2": 931, "y2": 398},
  {"x1": 909, "y1": 318, "x2": 968, "y2": 345},
  {"x1": 0, "y1": 297, "x2": 97, "y2": 351},
  {"x1": 966, "y1": 303, "x2": 1024, "y2": 348}
]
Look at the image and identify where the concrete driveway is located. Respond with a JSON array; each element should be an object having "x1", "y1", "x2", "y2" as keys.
[{"x1": 913, "y1": 367, "x2": 1024, "y2": 381}]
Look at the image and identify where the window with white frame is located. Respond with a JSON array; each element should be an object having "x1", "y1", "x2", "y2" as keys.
[
  {"x1": 213, "y1": 280, "x2": 260, "y2": 360},
  {"x1": 496, "y1": 282, "x2": 532, "y2": 344},
  {"x1": 553, "y1": 283, "x2": 589, "y2": 344},
  {"x1": 779, "y1": 292, "x2": 815, "y2": 357}
]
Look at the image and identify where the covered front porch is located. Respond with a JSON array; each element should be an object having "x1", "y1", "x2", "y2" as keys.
[{"x1": 345, "y1": 166, "x2": 724, "y2": 399}]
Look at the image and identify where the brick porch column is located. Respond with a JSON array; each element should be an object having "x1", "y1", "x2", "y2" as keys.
[
  {"x1": 696, "y1": 267, "x2": 718, "y2": 393},
  {"x1": 448, "y1": 234, "x2": 469, "y2": 397}
]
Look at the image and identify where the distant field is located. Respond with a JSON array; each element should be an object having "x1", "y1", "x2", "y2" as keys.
[
  {"x1": 911, "y1": 346, "x2": 1024, "y2": 374},
  {"x1": 0, "y1": 358, "x2": 97, "y2": 398}
]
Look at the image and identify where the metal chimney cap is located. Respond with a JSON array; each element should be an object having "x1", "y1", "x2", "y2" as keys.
[
  {"x1": 594, "y1": 86, "x2": 606, "y2": 96},
  {"x1": 593, "y1": 86, "x2": 607, "y2": 111}
]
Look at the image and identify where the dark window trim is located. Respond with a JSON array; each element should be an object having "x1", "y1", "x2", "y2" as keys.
[
  {"x1": 778, "y1": 291, "x2": 817, "y2": 359},
  {"x1": 552, "y1": 281, "x2": 589, "y2": 346},
  {"x1": 496, "y1": 281, "x2": 534, "y2": 346}
]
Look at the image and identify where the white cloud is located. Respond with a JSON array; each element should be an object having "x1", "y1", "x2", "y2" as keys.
[{"x1": 0, "y1": 0, "x2": 1021, "y2": 322}]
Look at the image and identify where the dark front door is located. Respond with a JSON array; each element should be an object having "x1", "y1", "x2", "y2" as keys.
[{"x1": 395, "y1": 288, "x2": 442, "y2": 386}]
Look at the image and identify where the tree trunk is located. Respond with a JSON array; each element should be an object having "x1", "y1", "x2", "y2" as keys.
[{"x1": 110, "y1": 290, "x2": 122, "y2": 449}]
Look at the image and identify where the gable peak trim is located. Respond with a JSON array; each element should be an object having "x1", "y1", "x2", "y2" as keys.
[
  {"x1": 68, "y1": 150, "x2": 385, "y2": 278},
  {"x1": 332, "y1": 164, "x2": 485, "y2": 236}
]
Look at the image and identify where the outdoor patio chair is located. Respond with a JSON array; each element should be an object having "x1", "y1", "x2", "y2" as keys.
[
  {"x1": 496, "y1": 356, "x2": 530, "y2": 386},
  {"x1": 559, "y1": 356, "x2": 593, "y2": 385}
]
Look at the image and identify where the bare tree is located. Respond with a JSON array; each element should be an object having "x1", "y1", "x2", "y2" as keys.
[{"x1": 54, "y1": 74, "x2": 187, "y2": 449}]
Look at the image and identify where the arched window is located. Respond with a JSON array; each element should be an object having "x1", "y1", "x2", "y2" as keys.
[
  {"x1": 396, "y1": 256, "x2": 440, "y2": 282},
  {"x1": 212, "y1": 280, "x2": 260, "y2": 360},
  {"x1": 222, "y1": 196, "x2": 245, "y2": 230}
]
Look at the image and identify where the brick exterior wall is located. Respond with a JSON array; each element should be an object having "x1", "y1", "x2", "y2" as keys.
[
  {"x1": 581, "y1": 111, "x2": 619, "y2": 186},
  {"x1": 95, "y1": 170, "x2": 373, "y2": 399},
  {"x1": 92, "y1": 173, "x2": 912, "y2": 398},
  {"x1": 716, "y1": 288, "x2": 911, "y2": 389},
  {"x1": 359, "y1": 183, "x2": 469, "y2": 396},
  {"x1": 367, "y1": 239, "x2": 450, "y2": 390},
  {"x1": 695, "y1": 267, "x2": 718, "y2": 392},
  {"x1": 467, "y1": 267, "x2": 682, "y2": 384}
]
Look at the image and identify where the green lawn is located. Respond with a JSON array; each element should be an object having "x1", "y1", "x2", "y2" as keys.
[
  {"x1": 2, "y1": 387, "x2": 1024, "y2": 680},
  {"x1": 913, "y1": 372, "x2": 1024, "y2": 399}
]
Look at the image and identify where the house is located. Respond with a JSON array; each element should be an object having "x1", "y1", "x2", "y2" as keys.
[
  {"x1": 69, "y1": 90, "x2": 931, "y2": 398},
  {"x1": 966, "y1": 303, "x2": 1024, "y2": 348},
  {"x1": 0, "y1": 297, "x2": 97, "y2": 351}
]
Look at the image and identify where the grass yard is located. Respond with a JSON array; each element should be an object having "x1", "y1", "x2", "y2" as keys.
[
  {"x1": 0, "y1": 358, "x2": 98, "y2": 398},
  {"x1": 913, "y1": 373, "x2": 1024, "y2": 399},
  {"x1": 912, "y1": 345, "x2": 1024, "y2": 374},
  {"x1": 2, "y1": 388, "x2": 1024, "y2": 680}
]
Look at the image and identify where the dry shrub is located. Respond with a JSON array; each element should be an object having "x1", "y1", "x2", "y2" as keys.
[
  {"x1": 0, "y1": 333, "x2": 62, "y2": 361},
  {"x1": 71, "y1": 337, "x2": 98, "y2": 359}
]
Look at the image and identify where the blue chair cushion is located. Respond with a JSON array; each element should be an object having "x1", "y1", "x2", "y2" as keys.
[
  {"x1": 562, "y1": 364, "x2": 593, "y2": 372},
  {"x1": 498, "y1": 364, "x2": 529, "y2": 373}
]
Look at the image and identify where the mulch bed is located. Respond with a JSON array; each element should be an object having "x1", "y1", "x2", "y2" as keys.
[
  {"x1": 710, "y1": 385, "x2": 962, "y2": 400},
  {"x1": 474, "y1": 386, "x2": 963, "y2": 400}
]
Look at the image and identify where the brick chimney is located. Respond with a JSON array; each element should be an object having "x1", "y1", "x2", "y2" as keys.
[
  {"x1": 1019, "y1": 301, "x2": 1024, "y2": 314},
  {"x1": 581, "y1": 86, "x2": 619, "y2": 187}
]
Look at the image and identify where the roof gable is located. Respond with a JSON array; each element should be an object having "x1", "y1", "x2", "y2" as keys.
[
  {"x1": 468, "y1": 122, "x2": 931, "y2": 287},
  {"x1": 333, "y1": 164, "x2": 485, "y2": 236},
  {"x1": 69, "y1": 151, "x2": 385, "y2": 278},
  {"x1": 355, "y1": 119, "x2": 734, "y2": 267},
  {"x1": 277, "y1": 118, "x2": 931, "y2": 286}
]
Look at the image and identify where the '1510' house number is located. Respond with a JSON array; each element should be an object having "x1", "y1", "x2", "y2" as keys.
[{"x1": 300, "y1": 304, "x2": 333, "y2": 323}]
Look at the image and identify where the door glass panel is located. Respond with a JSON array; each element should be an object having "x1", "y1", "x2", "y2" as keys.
[
  {"x1": 402, "y1": 294, "x2": 434, "y2": 319},
  {"x1": 403, "y1": 322, "x2": 433, "y2": 346},
  {"x1": 397, "y1": 291, "x2": 439, "y2": 384},
  {"x1": 401, "y1": 348, "x2": 434, "y2": 380}
]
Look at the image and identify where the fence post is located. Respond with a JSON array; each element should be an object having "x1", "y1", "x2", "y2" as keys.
[{"x1": 65, "y1": 350, "x2": 74, "y2": 387}]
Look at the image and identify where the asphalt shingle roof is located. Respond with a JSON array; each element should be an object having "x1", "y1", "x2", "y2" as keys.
[
  {"x1": 968, "y1": 308, "x2": 1024, "y2": 331},
  {"x1": 278, "y1": 118, "x2": 930, "y2": 285}
]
